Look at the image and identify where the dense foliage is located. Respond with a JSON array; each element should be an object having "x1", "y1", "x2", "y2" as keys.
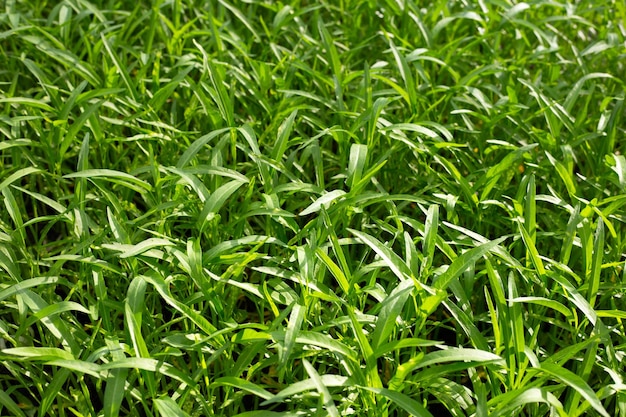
[{"x1": 1, "y1": 0, "x2": 625, "y2": 416}]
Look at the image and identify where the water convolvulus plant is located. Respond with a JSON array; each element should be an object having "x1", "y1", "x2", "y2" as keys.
[{"x1": 0, "y1": 0, "x2": 624, "y2": 416}]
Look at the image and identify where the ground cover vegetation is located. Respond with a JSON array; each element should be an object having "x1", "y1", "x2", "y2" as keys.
[{"x1": 0, "y1": 0, "x2": 625, "y2": 415}]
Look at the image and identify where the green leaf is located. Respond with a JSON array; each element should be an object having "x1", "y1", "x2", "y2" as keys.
[
  {"x1": 417, "y1": 347, "x2": 503, "y2": 369},
  {"x1": 596, "y1": 310, "x2": 626, "y2": 319},
  {"x1": 154, "y1": 397, "x2": 191, "y2": 417},
  {"x1": 317, "y1": 18, "x2": 342, "y2": 83},
  {"x1": 103, "y1": 368, "x2": 128, "y2": 417},
  {"x1": 483, "y1": 145, "x2": 537, "y2": 187},
  {"x1": 141, "y1": 274, "x2": 222, "y2": 342},
  {"x1": 103, "y1": 238, "x2": 175, "y2": 259},
  {"x1": 433, "y1": 154, "x2": 478, "y2": 207},
  {"x1": 387, "y1": 39, "x2": 416, "y2": 109},
  {"x1": 124, "y1": 285, "x2": 150, "y2": 358},
  {"x1": 2, "y1": 347, "x2": 74, "y2": 361},
  {"x1": 545, "y1": 151, "x2": 577, "y2": 198},
  {"x1": 517, "y1": 220, "x2": 545, "y2": 277},
  {"x1": 316, "y1": 248, "x2": 350, "y2": 295},
  {"x1": 60, "y1": 100, "x2": 103, "y2": 161},
  {"x1": 176, "y1": 128, "x2": 231, "y2": 168},
  {"x1": 17, "y1": 290, "x2": 81, "y2": 355},
  {"x1": 40, "y1": 368, "x2": 71, "y2": 416},
  {"x1": 0, "y1": 167, "x2": 41, "y2": 192},
  {"x1": 443, "y1": 300, "x2": 489, "y2": 351},
  {"x1": 100, "y1": 34, "x2": 137, "y2": 101},
  {"x1": 348, "y1": 228, "x2": 413, "y2": 282},
  {"x1": 510, "y1": 297, "x2": 573, "y2": 319},
  {"x1": 272, "y1": 110, "x2": 297, "y2": 161},
  {"x1": 360, "y1": 386, "x2": 433, "y2": 417},
  {"x1": 23, "y1": 301, "x2": 91, "y2": 328},
  {"x1": 564, "y1": 73, "x2": 614, "y2": 114},
  {"x1": 0, "y1": 97, "x2": 53, "y2": 111},
  {"x1": 421, "y1": 204, "x2": 439, "y2": 278},
  {"x1": 524, "y1": 174, "x2": 536, "y2": 241},
  {"x1": 548, "y1": 272, "x2": 598, "y2": 326},
  {"x1": 198, "y1": 179, "x2": 246, "y2": 229},
  {"x1": 0, "y1": 389, "x2": 27, "y2": 417},
  {"x1": 347, "y1": 143, "x2": 368, "y2": 190},
  {"x1": 64, "y1": 169, "x2": 152, "y2": 192},
  {"x1": 237, "y1": 124, "x2": 271, "y2": 187},
  {"x1": 372, "y1": 338, "x2": 440, "y2": 359},
  {"x1": 269, "y1": 329, "x2": 356, "y2": 363},
  {"x1": 149, "y1": 66, "x2": 194, "y2": 111},
  {"x1": 371, "y1": 279, "x2": 414, "y2": 351},
  {"x1": 42, "y1": 360, "x2": 101, "y2": 378},
  {"x1": 261, "y1": 375, "x2": 349, "y2": 406},
  {"x1": 300, "y1": 189, "x2": 346, "y2": 216},
  {"x1": 433, "y1": 237, "x2": 506, "y2": 290},
  {"x1": 491, "y1": 387, "x2": 567, "y2": 417},
  {"x1": 2, "y1": 187, "x2": 25, "y2": 246},
  {"x1": 302, "y1": 359, "x2": 340, "y2": 417},
  {"x1": 588, "y1": 218, "x2": 604, "y2": 307},
  {"x1": 100, "y1": 358, "x2": 197, "y2": 388},
  {"x1": 212, "y1": 377, "x2": 273, "y2": 400},
  {"x1": 539, "y1": 362, "x2": 610, "y2": 417},
  {"x1": 280, "y1": 302, "x2": 305, "y2": 371}
]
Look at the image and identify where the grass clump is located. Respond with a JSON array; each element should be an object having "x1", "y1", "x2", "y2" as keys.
[{"x1": 1, "y1": 0, "x2": 625, "y2": 416}]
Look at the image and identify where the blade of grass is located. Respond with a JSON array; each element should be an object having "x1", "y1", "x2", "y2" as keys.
[
  {"x1": 103, "y1": 337, "x2": 129, "y2": 417},
  {"x1": 539, "y1": 362, "x2": 610, "y2": 417},
  {"x1": 433, "y1": 237, "x2": 506, "y2": 290},
  {"x1": 0, "y1": 389, "x2": 27, "y2": 417},
  {"x1": 371, "y1": 279, "x2": 414, "y2": 352},
  {"x1": 154, "y1": 397, "x2": 191, "y2": 417},
  {"x1": 64, "y1": 169, "x2": 152, "y2": 193},
  {"x1": 359, "y1": 386, "x2": 433, "y2": 417},
  {"x1": 421, "y1": 204, "x2": 439, "y2": 279},
  {"x1": 588, "y1": 218, "x2": 604, "y2": 307},
  {"x1": 198, "y1": 179, "x2": 247, "y2": 230},
  {"x1": 348, "y1": 228, "x2": 413, "y2": 282},
  {"x1": 302, "y1": 359, "x2": 340, "y2": 417},
  {"x1": 279, "y1": 302, "x2": 305, "y2": 372}
]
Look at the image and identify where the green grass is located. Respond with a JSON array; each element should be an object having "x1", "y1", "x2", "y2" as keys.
[{"x1": 1, "y1": 0, "x2": 625, "y2": 416}]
